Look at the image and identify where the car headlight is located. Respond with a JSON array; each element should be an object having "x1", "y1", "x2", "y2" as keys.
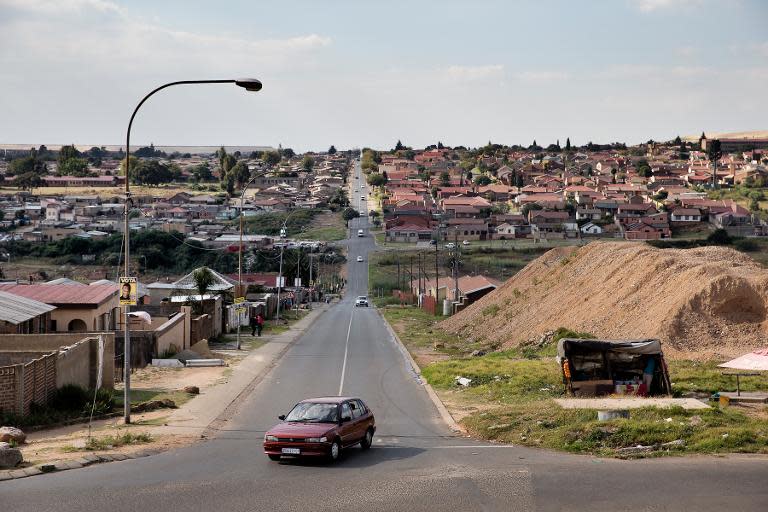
[
  {"x1": 305, "y1": 436, "x2": 328, "y2": 443},
  {"x1": 264, "y1": 435, "x2": 278, "y2": 442}
]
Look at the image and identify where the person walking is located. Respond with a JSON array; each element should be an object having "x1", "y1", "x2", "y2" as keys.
[
  {"x1": 255, "y1": 313, "x2": 264, "y2": 337},
  {"x1": 249, "y1": 314, "x2": 257, "y2": 337}
]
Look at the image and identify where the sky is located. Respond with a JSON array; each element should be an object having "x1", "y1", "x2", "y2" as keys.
[{"x1": 1, "y1": 0, "x2": 767, "y2": 152}]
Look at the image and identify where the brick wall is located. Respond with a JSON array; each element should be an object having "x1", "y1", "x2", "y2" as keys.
[{"x1": 0, "y1": 352, "x2": 57, "y2": 416}]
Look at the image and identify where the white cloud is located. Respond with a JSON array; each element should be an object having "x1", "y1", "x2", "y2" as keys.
[
  {"x1": 675, "y1": 46, "x2": 697, "y2": 57},
  {"x1": 0, "y1": 0, "x2": 124, "y2": 14},
  {"x1": 443, "y1": 65, "x2": 505, "y2": 82}
]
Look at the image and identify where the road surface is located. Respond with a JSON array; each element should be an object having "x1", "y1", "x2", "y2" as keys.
[{"x1": 3, "y1": 159, "x2": 768, "y2": 511}]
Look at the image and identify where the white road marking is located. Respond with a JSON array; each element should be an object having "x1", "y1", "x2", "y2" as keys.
[{"x1": 338, "y1": 308, "x2": 355, "y2": 395}]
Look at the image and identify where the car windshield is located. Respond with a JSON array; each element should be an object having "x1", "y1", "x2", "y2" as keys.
[{"x1": 285, "y1": 402, "x2": 338, "y2": 423}]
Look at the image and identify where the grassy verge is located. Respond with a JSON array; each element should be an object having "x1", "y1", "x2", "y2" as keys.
[
  {"x1": 299, "y1": 225, "x2": 346, "y2": 241},
  {"x1": 114, "y1": 389, "x2": 194, "y2": 409},
  {"x1": 385, "y1": 306, "x2": 768, "y2": 457},
  {"x1": 64, "y1": 431, "x2": 153, "y2": 452}
]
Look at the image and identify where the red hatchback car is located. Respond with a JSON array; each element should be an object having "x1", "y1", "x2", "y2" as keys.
[{"x1": 264, "y1": 397, "x2": 376, "y2": 462}]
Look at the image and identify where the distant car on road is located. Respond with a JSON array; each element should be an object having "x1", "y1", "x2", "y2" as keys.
[
  {"x1": 360, "y1": 195, "x2": 366, "y2": 200},
  {"x1": 263, "y1": 397, "x2": 376, "y2": 462},
  {"x1": 356, "y1": 255, "x2": 364, "y2": 262},
  {"x1": 445, "y1": 242, "x2": 456, "y2": 249},
  {"x1": 355, "y1": 296, "x2": 368, "y2": 307},
  {"x1": 357, "y1": 229, "x2": 364, "y2": 237},
  {"x1": 428, "y1": 240, "x2": 436, "y2": 245},
  {"x1": 462, "y1": 240, "x2": 470, "y2": 246}
]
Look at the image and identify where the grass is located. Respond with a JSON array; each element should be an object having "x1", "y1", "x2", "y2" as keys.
[
  {"x1": 64, "y1": 432, "x2": 153, "y2": 452},
  {"x1": 383, "y1": 308, "x2": 768, "y2": 457},
  {"x1": 299, "y1": 225, "x2": 346, "y2": 241}
]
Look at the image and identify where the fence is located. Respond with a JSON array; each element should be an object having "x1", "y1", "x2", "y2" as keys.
[{"x1": 0, "y1": 352, "x2": 57, "y2": 416}]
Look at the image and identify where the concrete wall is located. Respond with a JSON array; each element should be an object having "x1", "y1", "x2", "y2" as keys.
[
  {"x1": 0, "y1": 333, "x2": 114, "y2": 390},
  {"x1": 52, "y1": 298, "x2": 117, "y2": 332},
  {"x1": 155, "y1": 313, "x2": 187, "y2": 356},
  {"x1": 55, "y1": 338, "x2": 92, "y2": 389}
]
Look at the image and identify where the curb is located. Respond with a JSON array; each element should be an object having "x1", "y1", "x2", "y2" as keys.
[
  {"x1": 376, "y1": 308, "x2": 466, "y2": 435},
  {"x1": 0, "y1": 448, "x2": 165, "y2": 482}
]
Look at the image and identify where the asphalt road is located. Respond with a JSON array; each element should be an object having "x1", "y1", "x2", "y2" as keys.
[{"x1": 3, "y1": 159, "x2": 768, "y2": 511}]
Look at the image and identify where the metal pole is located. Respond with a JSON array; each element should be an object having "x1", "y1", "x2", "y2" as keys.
[
  {"x1": 120, "y1": 77, "x2": 261, "y2": 425},
  {"x1": 237, "y1": 191, "x2": 243, "y2": 349},
  {"x1": 308, "y1": 253, "x2": 314, "y2": 303},
  {"x1": 453, "y1": 231, "x2": 459, "y2": 303},
  {"x1": 276, "y1": 243, "x2": 284, "y2": 323}
]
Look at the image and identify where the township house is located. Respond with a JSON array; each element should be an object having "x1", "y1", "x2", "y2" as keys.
[{"x1": 0, "y1": 283, "x2": 118, "y2": 332}]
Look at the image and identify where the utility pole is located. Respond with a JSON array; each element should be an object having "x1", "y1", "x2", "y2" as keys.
[
  {"x1": 409, "y1": 255, "x2": 414, "y2": 296},
  {"x1": 453, "y1": 231, "x2": 459, "y2": 304},
  {"x1": 308, "y1": 253, "x2": 314, "y2": 303},
  {"x1": 397, "y1": 254, "x2": 401, "y2": 291}
]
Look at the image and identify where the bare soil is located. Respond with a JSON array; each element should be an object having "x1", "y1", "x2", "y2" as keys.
[{"x1": 440, "y1": 241, "x2": 768, "y2": 360}]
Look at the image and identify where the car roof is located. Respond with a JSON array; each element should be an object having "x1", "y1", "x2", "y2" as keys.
[{"x1": 298, "y1": 396, "x2": 361, "y2": 404}]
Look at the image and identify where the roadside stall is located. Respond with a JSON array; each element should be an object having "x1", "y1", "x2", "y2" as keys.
[
  {"x1": 717, "y1": 347, "x2": 768, "y2": 403},
  {"x1": 557, "y1": 338, "x2": 672, "y2": 397}
]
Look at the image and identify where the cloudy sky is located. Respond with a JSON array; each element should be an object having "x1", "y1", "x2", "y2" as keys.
[{"x1": 1, "y1": 0, "x2": 766, "y2": 152}]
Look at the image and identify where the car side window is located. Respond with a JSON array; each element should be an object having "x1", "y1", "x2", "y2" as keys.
[
  {"x1": 354, "y1": 400, "x2": 367, "y2": 417},
  {"x1": 341, "y1": 402, "x2": 352, "y2": 420},
  {"x1": 350, "y1": 401, "x2": 362, "y2": 419}
]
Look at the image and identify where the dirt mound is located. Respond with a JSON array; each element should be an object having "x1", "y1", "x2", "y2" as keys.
[{"x1": 439, "y1": 242, "x2": 768, "y2": 360}]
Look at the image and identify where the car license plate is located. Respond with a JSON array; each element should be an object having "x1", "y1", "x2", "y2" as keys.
[{"x1": 281, "y1": 448, "x2": 300, "y2": 455}]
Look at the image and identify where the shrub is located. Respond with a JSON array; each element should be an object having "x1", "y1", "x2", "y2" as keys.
[
  {"x1": 49, "y1": 384, "x2": 89, "y2": 412},
  {"x1": 734, "y1": 239, "x2": 758, "y2": 252}
]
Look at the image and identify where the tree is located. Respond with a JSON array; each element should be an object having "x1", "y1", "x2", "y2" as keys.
[
  {"x1": 565, "y1": 138, "x2": 571, "y2": 151},
  {"x1": 261, "y1": 150, "x2": 281, "y2": 167},
  {"x1": 474, "y1": 175, "x2": 492, "y2": 186},
  {"x1": 342, "y1": 207, "x2": 360, "y2": 226},
  {"x1": 707, "y1": 139, "x2": 722, "y2": 188},
  {"x1": 437, "y1": 141, "x2": 445, "y2": 149},
  {"x1": 15, "y1": 171, "x2": 44, "y2": 191},
  {"x1": 368, "y1": 210, "x2": 380, "y2": 218},
  {"x1": 281, "y1": 148, "x2": 295, "y2": 159},
  {"x1": 636, "y1": 159, "x2": 653, "y2": 178},
  {"x1": 521, "y1": 202, "x2": 543, "y2": 218},
  {"x1": 328, "y1": 145, "x2": 337, "y2": 155},
  {"x1": 440, "y1": 171, "x2": 451, "y2": 187},
  {"x1": 191, "y1": 163, "x2": 214, "y2": 182},
  {"x1": 394, "y1": 140, "x2": 404, "y2": 151},
  {"x1": 8, "y1": 155, "x2": 46, "y2": 176},
  {"x1": 131, "y1": 160, "x2": 174, "y2": 186},
  {"x1": 301, "y1": 155, "x2": 315, "y2": 171},
  {"x1": 367, "y1": 173, "x2": 386, "y2": 188},
  {"x1": 59, "y1": 157, "x2": 89, "y2": 176},
  {"x1": 192, "y1": 267, "x2": 215, "y2": 314}
]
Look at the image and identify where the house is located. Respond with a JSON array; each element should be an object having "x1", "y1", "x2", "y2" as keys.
[
  {"x1": 580, "y1": 222, "x2": 603, "y2": 235},
  {"x1": 670, "y1": 208, "x2": 702, "y2": 223},
  {"x1": 0, "y1": 283, "x2": 118, "y2": 332},
  {"x1": 448, "y1": 275, "x2": 501, "y2": 304}
]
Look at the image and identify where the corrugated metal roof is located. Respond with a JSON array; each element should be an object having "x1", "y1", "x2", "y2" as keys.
[
  {"x1": 0, "y1": 290, "x2": 56, "y2": 325},
  {"x1": 0, "y1": 284, "x2": 117, "y2": 306}
]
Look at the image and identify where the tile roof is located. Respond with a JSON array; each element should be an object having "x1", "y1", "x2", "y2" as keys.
[{"x1": 0, "y1": 283, "x2": 117, "y2": 306}]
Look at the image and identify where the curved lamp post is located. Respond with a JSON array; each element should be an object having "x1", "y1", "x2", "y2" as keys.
[
  {"x1": 123, "y1": 78, "x2": 261, "y2": 424},
  {"x1": 236, "y1": 172, "x2": 261, "y2": 350}
]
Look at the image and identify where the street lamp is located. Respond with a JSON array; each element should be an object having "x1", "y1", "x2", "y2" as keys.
[
  {"x1": 122, "y1": 78, "x2": 261, "y2": 424},
  {"x1": 275, "y1": 210, "x2": 302, "y2": 324}
]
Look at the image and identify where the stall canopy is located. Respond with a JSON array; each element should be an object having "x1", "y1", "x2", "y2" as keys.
[
  {"x1": 556, "y1": 338, "x2": 663, "y2": 361},
  {"x1": 718, "y1": 348, "x2": 768, "y2": 371}
]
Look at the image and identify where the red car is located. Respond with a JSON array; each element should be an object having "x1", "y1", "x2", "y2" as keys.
[{"x1": 263, "y1": 397, "x2": 376, "y2": 462}]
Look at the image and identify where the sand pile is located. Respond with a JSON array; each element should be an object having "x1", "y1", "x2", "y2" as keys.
[{"x1": 439, "y1": 241, "x2": 768, "y2": 360}]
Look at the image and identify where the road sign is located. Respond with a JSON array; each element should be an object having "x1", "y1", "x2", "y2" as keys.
[
  {"x1": 294, "y1": 278, "x2": 302, "y2": 287},
  {"x1": 234, "y1": 297, "x2": 245, "y2": 304},
  {"x1": 119, "y1": 277, "x2": 137, "y2": 306}
]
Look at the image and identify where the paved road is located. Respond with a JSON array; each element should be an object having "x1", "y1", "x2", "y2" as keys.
[{"x1": 3, "y1": 159, "x2": 768, "y2": 511}]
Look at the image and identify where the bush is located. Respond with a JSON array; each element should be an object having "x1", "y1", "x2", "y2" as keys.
[
  {"x1": 707, "y1": 229, "x2": 732, "y2": 245},
  {"x1": 49, "y1": 384, "x2": 89, "y2": 412},
  {"x1": 734, "y1": 239, "x2": 759, "y2": 252}
]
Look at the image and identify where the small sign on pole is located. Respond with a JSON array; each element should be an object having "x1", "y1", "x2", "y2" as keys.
[
  {"x1": 234, "y1": 297, "x2": 245, "y2": 304},
  {"x1": 294, "y1": 278, "x2": 302, "y2": 287},
  {"x1": 119, "y1": 277, "x2": 137, "y2": 306}
]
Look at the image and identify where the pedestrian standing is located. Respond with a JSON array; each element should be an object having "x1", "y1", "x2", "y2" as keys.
[
  {"x1": 249, "y1": 315, "x2": 257, "y2": 337},
  {"x1": 256, "y1": 313, "x2": 264, "y2": 337}
]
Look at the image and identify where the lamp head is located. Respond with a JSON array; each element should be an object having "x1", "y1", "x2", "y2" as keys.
[{"x1": 235, "y1": 78, "x2": 262, "y2": 92}]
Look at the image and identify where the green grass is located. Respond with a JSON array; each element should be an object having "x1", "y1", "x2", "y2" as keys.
[
  {"x1": 64, "y1": 432, "x2": 154, "y2": 452},
  {"x1": 299, "y1": 225, "x2": 346, "y2": 241},
  {"x1": 382, "y1": 309, "x2": 768, "y2": 457}
]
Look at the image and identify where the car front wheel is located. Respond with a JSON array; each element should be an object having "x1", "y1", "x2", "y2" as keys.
[
  {"x1": 360, "y1": 429, "x2": 373, "y2": 450},
  {"x1": 267, "y1": 454, "x2": 281, "y2": 461},
  {"x1": 328, "y1": 440, "x2": 341, "y2": 462}
]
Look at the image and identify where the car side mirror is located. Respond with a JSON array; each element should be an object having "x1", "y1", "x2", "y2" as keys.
[
  {"x1": 278, "y1": 415, "x2": 286, "y2": 421},
  {"x1": 341, "y1": 415, "x2": 352, "y2": 423}
]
